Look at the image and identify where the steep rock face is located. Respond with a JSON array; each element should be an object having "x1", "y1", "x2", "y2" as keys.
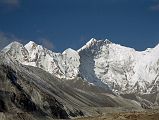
[
  {"x1": 78, "y1": 38, "x2": 138, "y2": 93},
  {"x1": 78, "y1": 38, "x2": 159, "y2": 94},
  {"x1": 78, "y1": 39, "x2": 111, "y2": 89}
]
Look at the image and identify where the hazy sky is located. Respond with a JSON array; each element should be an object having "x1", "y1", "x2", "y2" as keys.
[{"x1": 0, "y1": 0, "x2": 159, "y2": 52}]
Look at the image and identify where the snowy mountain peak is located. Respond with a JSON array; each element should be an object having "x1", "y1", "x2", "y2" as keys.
[
  {"x1": 78, "y1": 38, "x2": 113, "y2": 52},
  {"x1": 25, "y1": 41, "x2": 37, "y2": 48},
  {"x1": 85, "y1": 38, "x2": 112, "y2": 46},
  {"x1": 2, "y1": 41, "x2": 22, "y2": 52},
  {"x1": 26, "y1": 40, "x2": 36, "y2": 45},
  {"x1": 104, "y1": 39, "x2": 112, "y2": 44},
  {"x1": 2, "y1": 39, "x2": 159, "y2": 94},
  {"x1": 86, "y1": 38, "x2": 97, "y2": 45},
  {"x1": 25, "y1": 41, "x2": 43, "y2": 53},
  {"x1": 2, "y1": 41, "x2": 29, "y2": 63},
  {"x1": 2, "y1": 40, "x2": 81, "y2": 79},
  {"x1": 10, "y1": 41, "x2": 22, "y2": 45},
  {"x1": 62, "y1": 48, "x2": 77, "y2": 55},
  {"x1": 78, "y1": 38, "x2": 97, "y2": 51}
]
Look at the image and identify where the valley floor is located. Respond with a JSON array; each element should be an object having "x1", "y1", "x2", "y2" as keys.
[
  {"x1": 0, "y1": 108, "x2": 159, "y2": 120},
  {"x1": 76, "y1": 110, "x2": 159, "y2": 120}
]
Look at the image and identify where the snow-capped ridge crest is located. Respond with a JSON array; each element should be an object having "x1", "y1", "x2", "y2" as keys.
[
  {"x1": 154, "y1": 43, "x2": 159, "y2": 50},
  {"x1": 9, "y1": 41, "x2": 22, "y2": 45},
  {"x1": 2, "y1": 39, "x2": 159, "y2": 94},
  {"x1": 2, "y1": 41, "x2": 23, "y2": 53},
  {"x1": 104, "y1": 39, "x2": 112, "y2": 44},
  {"x1": 62, "y1": 48, "x2": 77, "y2": 55},
  {"x1": 86, "y1": 38, "x2": 97, "y2": 46},
  {"x1": 25, "y1": 41, "x2": 44, "y2": 52},
  {"x1": 2, "y1": 40, "x2": 81, "y2": 79},
  {"x1": 78, "y1": 38, "x2": 112, "y2": 52},
  {"x1": 25, "y1": 41, "x2": 37, "y2": 47},
  {"x1": 86, "y1": 38, "x2": 112, "y2": 45}
]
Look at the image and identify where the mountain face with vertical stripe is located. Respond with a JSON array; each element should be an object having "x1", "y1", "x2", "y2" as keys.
[{"x1": 2, "y1": 38, "x2": 159, "y2": 94}]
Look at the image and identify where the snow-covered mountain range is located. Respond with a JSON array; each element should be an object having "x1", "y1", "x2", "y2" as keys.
[{"x1": 2, "y1": 38, "x2": 159, "y2": 94}]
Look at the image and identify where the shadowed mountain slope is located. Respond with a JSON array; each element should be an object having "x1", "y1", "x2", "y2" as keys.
[{"x1": 0, "y1": 52, "x2": 142, "y2": 119}]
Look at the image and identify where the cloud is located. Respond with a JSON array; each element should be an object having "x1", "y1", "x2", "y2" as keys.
[
  {"x1": 150, "y1": 4, "x2": 159, "y2": 11},
  {"x1": 80, "y1": 35, "x2": 85, "y2": 42},
  {"x1": 0, "y1": 0, "x2": 20, "y2": 12},
  {"x1": 39, "y1": 38, "x2": 54, "y2": 50},
  {"x1": 0, "y1": 32, "x2": 21, "y2": 50},
  {"x1": 0, "y1": 0, "x2": 19, "y2": 6},
  {"x1": 150, "y1": 0, "x2": 159, "y2": 11}
]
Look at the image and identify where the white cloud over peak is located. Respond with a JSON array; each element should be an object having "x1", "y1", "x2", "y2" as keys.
[
  {"x1": 0, "y1": 0, "x2": 20, "y2": 7},
  {"x1": 150, "y1": 4, "x2": 159, "y2": 11}
]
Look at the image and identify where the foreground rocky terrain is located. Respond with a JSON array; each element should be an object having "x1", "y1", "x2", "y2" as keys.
[
  {"x1": 0, "y1": 52, "x2": 143, "y2": 119},
  {"x1": 76, "y1": 110, "x2": 159, "y2": 120}
]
